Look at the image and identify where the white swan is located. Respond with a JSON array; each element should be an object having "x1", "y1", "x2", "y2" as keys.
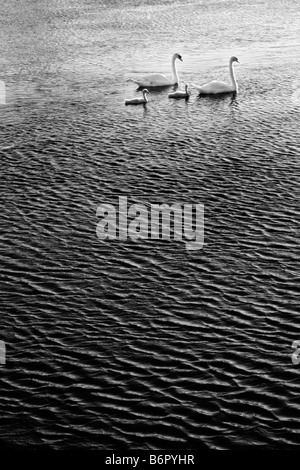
[
  {"x1": 125, "y1": 89, "x2": 150, "y2": 105},
  {"x1": 192, "y1": 56, "x2": 239, "y2": 95},
  {"x1": 127, "y1": 53, "x2": 183, "y2": 88},
  {"x1": 168, "y1": 83, "x2": 190, "y2": 99}
]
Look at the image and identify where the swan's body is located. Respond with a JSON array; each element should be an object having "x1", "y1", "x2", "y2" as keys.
[
  {"x1": 168, "y1": 84, "x2": 190, "y2": 99},
  {"x1": 127, "y1": 53, "x2": 183, "y2": 88},
  {"x1": 125, "y1": 89, "x2": 150, "y2": 105},
  {"x1": 192, "y1": 56, "x2": 239, "y2": 95}
]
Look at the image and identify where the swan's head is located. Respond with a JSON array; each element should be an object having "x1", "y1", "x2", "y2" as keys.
[
  {"x1": 142, "y1": 89, "x2": 150, "y2": 94},
  {"x1": 231, "y1": 56, "x2": 239, "y2": 64},
  {"x1": 173, "y1": 53, "x2": 183, "y2": 62}
]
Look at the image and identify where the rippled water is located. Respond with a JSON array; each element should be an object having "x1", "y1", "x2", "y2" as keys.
[{"x1": 1, "y1": 0, "x2": 300, "y2": 450}]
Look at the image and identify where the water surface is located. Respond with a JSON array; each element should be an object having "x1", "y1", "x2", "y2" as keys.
[{"x1": 0, "y1": 0, "x2": 300, "y2": 450}]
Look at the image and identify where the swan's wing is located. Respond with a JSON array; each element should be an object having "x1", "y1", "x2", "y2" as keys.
[
  {"x1": 137, "y1": 73, "x2": 172, "y2": 87},
  {"x1": 198, "y1": 80, "x2": 233, "y2": 94}
]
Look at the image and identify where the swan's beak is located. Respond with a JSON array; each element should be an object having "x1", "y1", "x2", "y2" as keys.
[{"x1": 237, "y1": 60, "x2": 240, "y2": 64}]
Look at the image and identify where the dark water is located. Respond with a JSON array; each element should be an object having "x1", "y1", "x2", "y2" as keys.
[{"x1": 1, "y1": 0, "x2": 300, "y2": 449}]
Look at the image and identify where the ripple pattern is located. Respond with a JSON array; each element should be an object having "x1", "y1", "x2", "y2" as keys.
[{"x1": 0, "y1": 0, "x2": 300, "y2": 450}]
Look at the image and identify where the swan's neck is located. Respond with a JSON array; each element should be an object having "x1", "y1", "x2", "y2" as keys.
[
  {"x1": 143, "y1": 92, "x2": 148, "y2": 102},
  {"x1": 172, "y1": 57, "x2": 179, "y2": 84},
  {"x1": 229, "y1": 61, "x2": 237, "y2": 90}
]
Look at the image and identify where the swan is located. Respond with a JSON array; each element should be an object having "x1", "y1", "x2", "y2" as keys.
[
  {"x1": 192, "y1": 56, "x2": 239, "y2": 95},
  {"x1": 127, "y1": 53, "x2": 183, "y2": 88},
  {"x1": 125, "y1": 89, "x2": 150, "y2": 105},
  {"x1": 168, "y1": 83, "x2": 190, "y2": 99}
]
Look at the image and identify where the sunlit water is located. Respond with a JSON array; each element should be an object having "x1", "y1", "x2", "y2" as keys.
[{"x1": 0, "y1": 0, "x2": 300, "y2": 449}]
